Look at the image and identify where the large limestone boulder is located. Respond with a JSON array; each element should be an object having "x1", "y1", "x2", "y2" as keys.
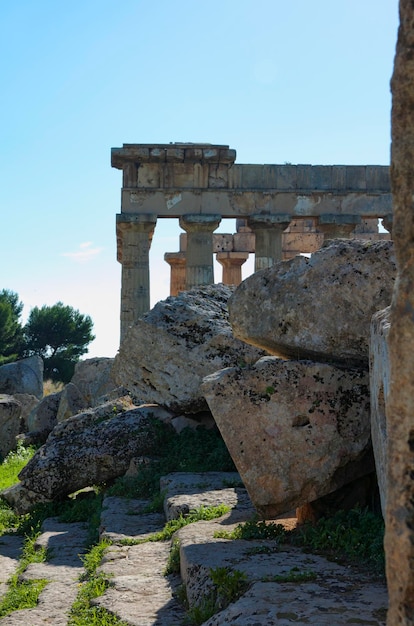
[
  {"x1": 369, "y1": 306, "x2": 390, "y2": 518},
  {"x1": 112, "y1": 284, "x2": 266, "y2": 413},
  {"x1": 56, "y1": 382, "x2": 87, "y2": 423},
  {"x1": 0, "y1": 395, "x2": 22, "y2": 459},
  {"x1": 14, "y1": 398, "x2": 165, "y2": 503},
  {"x1": 0, "y1": 356, "x2": 44, "y2": 400},
  {"x1": 26, "y1": 391, "x2": 62, "y2": 443},
  {"x1": 70, "y1": 357, "x2": 116, "y2": 406},
  {"x1": 202, "y1": 357, "x2": 372, "y2": 518},
  {"x1": 12, "y1": 393, "x2": 39, "y2": 429},
  {"x1": 229, "y1": 239, "x2": 396, "y2": 366}
]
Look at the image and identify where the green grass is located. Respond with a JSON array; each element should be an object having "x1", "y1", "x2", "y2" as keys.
[
  {"x1": 261, "y1": 566, "x2": 317, "y2": 583},
  {"x1": 293, "y1": 507, "x2": 385, "y2": 575},
  {"x1": 214, "y1": 517, "x2": 287, "y2": 542},
  {"x1": 0, "y1": 531, "x2": 48, "y2": 618},
  {"x1": 68, "y1": 540, "x2": 128, "y2": 626},
  {"x1": 107, "y1": 424, "x2": 236, "y2": 500},
  {"x1": 120, "y1": 504, "x2": 230, "y2": 546},
  {"x1": 0, "y1": 443, "x2": 36, "y2": 489},
  {"x1": 214, "y1": 508, "x2": 385, "y2": 577}
]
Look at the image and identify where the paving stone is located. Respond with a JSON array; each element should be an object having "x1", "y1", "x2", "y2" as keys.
[
  {"x1": 0, "y1": 535, "x2": 23, "y2": 584},
  {"x1": 177, "y1": 519, "x2": 388, "y2": 624},
  {"x1": 0, "y1": 581, "x2": 79, "y2": 625},
  {"x1": 100, "y1": 496, "x2": 165, "y2": 541},
  {"x1": 160, "y1": 471, "x2": 255, "y2": 521},
  {"x1": 0, "y1": 472, "x2": 389, "y2": 625},
  {"x1": 96, "y1": 541, "x2": 185, "y2": 625}
]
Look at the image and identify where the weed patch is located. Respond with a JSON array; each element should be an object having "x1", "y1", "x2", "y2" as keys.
[
  {"x1": 120, "y1": 504, "x2": 230, "y2": 546},
  {"x1": 215, "y1": 517, "x2": 287, "y2": 542},
  {"x1": 0, "y1": 531, "x2": 48, "y2": 618},
  {"x1": 293, "y1": 507, "x2": 385, "y2": 576},
  {"x1": 69, "y1": 540, "x2": 128, "y2": 626},
  {"x1": 107, "y1": 425, "x2": 235, "y2": 499},
  {"x1": 261, "y1": 566, "x2": 317, "y2": 583},
  {"x1": 184, "y1": 566, "x2": 249, "y2": 625}
]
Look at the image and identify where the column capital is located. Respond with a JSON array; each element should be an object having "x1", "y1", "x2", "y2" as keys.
[
  {"x1": 247, "y1": 214, "x2": 291, "y2": 230},
  {"x1": 179, "y1": 214, "x2": 221, "y2": 233},
  {"x1": 116, "y1": 213, "x2": 157, "y2": 232},
  {"x1": 317, "y1": 214, "x2": 360, "y2": 239}
]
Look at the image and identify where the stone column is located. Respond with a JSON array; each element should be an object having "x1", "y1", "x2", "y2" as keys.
[
  {"x1": 164, "y1": 252, "x2": 186, "y2": 296},
  {"x1": 116, "y1": 213, "x2": 157, "y2": 341},
  {"x1": 317, "y1": 215, "x2": 361, "y2": 241},
  {"x1": 179, "y1": 214, "x2": 221, "y2": 289},
  {"x1": 247, "y1": 214, "x2": 291, "y2": 271},
  {"x1": 385, "y1": 1, "x2": 414, "y2": 622},
  {"x1": 216, "y1": 252, "x2": 249, "y2": 286}
]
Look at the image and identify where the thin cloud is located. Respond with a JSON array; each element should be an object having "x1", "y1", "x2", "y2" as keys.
[{"x1": 62, "y1": 242, "x2": 103, "y2": 263}]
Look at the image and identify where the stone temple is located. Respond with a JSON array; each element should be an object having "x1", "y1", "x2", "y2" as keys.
[{"x1": 111, "y1": 143, "x2": 391, "y2": 340}]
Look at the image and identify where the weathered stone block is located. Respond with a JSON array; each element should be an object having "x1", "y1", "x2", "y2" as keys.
[{"x1": 202, "y1": 356, "x2": 372, "y2": 518}]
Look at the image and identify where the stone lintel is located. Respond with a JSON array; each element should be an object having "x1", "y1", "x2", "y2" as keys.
[
  {"x1": 121, "y1": 189, "x2": 393, "y2": 219},
  {"x1": 318, "y1": 214, "x2": 362, "y2": 225},
  {"x1": 111, "y1": 144, "x2": 236, "y2": 168}
]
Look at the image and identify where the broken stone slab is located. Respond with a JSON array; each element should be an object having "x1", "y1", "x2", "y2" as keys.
[
  {"x1": 16, "y1": 400, "x2": 168, "y2": 504},
  {"x1": 0, "y1": 582, "x2": 80, "y2": 626},
  {"x1": 369, "y1": 306, "x2": 390, "y2": 518},
  {"x1": 112, "y1": 283, "x2": 266, "y2": 413},
  {"x1": 26, "y1": 390, "x2": 62, "y2": 442},
  {"x1": 202, "y1": 356, "x2": 373, "y2": 518},
  {"x1": 100, "y1": 496, "x2": 165, "y2": 542},
  {"x1": 95, "y1": 541, "x2": 185, "y2": 626},
  {"x1": 0, "y1": 534, "x2": 24, "y2": 593},
  {"x1": 23, "y1": 517, "x2": 89, "y2": 583},
  {"x1": 176, "y1": 519, "x2": 387, "y2": 624},
  {"x1": 0, "y1": 394, "x2": 22, "y2": 459},
  {"x1": 1, "y1": 482, "x2": 52, "y2": 515},
  {"x1": 228, "y1": 239, "x2": 396, "y2": 366},
  {"x1": 202, "y1": 580, "x2": 387, "y2": 625},
  {"x1": 55, "y1": 382, "x2": 87, "y2": 423},
  {"x1": 0, "y1": 356, "x2": 44, "y2": 400},
  {"x1": 160, "y1": 472, "x2": 254, "y2": 521},
  {"x1": 70, "y1": 357, "x2": 116, "y2": 407}
]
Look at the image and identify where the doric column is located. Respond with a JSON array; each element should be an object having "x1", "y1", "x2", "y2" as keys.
[
  {"x1": 216, "y1": 252, "x2": 249, "y2": 286},
  {"x1": 164, "y1": 252, "x2": 186, "y2": 296},
  {"x1": 116, "y1": 213, "x2": 157, "y2": 341},
  {"x1": 179, "y1": 214, "x2": 221, "y2": 289},
  {"x1": 317, "y1": 215, "x2": 361, "y2": 241},
  {"x1": 247, "y1": 214, "x2": 291, "y2": 271}
]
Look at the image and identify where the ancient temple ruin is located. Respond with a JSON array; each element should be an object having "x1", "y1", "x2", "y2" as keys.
[{"x1": 111, "y1": 143, "x2": 392, "y2": 340}]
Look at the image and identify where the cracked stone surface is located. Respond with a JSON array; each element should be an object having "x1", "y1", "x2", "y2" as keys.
[{"x1": 0, "y1": 472, "x2": 388, "y2": 625}]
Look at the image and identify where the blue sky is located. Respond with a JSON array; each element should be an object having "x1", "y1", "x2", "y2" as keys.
[{"x1": 0, "y1": 0, "x2": 399, "y2": 357}]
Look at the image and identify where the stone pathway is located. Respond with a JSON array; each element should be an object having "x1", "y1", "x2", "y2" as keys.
[{"x1": 0, "y1": 472, "x2": 388, "y2": 625}]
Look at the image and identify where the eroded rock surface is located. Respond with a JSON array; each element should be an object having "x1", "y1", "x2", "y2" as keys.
[
  {"x1": 202, "y1": 356, "x2": 372, "y2": 517},
  {"x1": 0, "y1": 395, "x2": 22, "y2": 459},
  {"x1": 228, "y1": 239, "x2": 395, "y2": 366},
  {"x1": 112, "y1": 283, "x2": 266, "y2": 413},
  {"x1": 0, "y1": 356, "x2": 44, "y2": 400},
  {"x1": 16, "y1": 398, "x2": 164, "y2": 502}
]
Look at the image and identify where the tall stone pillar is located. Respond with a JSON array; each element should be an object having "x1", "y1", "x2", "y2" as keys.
[
  {"x1": 385, "y1": 1, "x2": 414, "y2": 622},
  {"x1": 247, "y1": 214, "x2": 291, "y2": 271},
  {"x1": 317, "y1": 215, "x2": 361, "y2": 240},
  {"x1": 116, "y1": 214, "x2": 157, "y2": 341},
  {"x1": 164, "y1": 252, "x2": 186, "y2": 296},
  {"x1": 216, "y1": 252, "x2": 249, "y2": 285},
  {"x1": 179, "y1": 215, "x2": 221, "y2": 289}
]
